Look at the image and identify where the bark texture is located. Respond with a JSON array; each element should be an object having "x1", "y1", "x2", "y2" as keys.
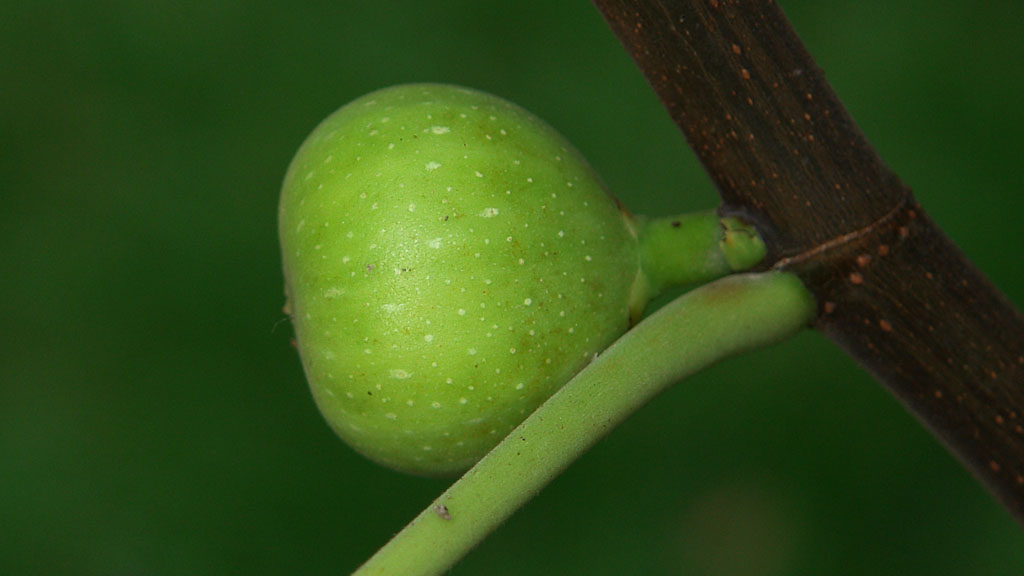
[{"x1": 593, "y1": 0, "x2": 1024, "y2": 522}]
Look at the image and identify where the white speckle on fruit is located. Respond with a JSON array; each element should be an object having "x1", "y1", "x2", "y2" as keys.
[
  {"x1": 527, "y1": 177, "x2": 534, "y2": 183},
  {"x1": 389, "y1": 369, "x2": 412, "y2": 381},
  {"x1": 323, "y1": 287, "x2": 342, "y2": 299},
  {"x1": 558, "y1": 230, "x2": 565, "y2": 238},
  {"x1": 515, "y1": 382, "x2": 525, "y2": 390},
  {"x1": 468, "y1": 348, "x2": 477, "y2": 355},
  {"x1": 425, "y1": 161, "x2": 442, "y2": 171},
  {"x1": 459, "y1": 397, "x2": 468, "y2": 405},
  {"x1": 475, "y1": 171, "x2": 484, "y2": 178},
  {"x1": 430, "y1": 125, "x2": 450, "y2": 134},
  {"x1": 429, "y1": 238, "x2": 442, "y2": 249},
  {"x1": 509, "y1": 347, "x2": 517, "y2": 354},
  {"x1": 458, "y1": 308, "x2": 466, "y2": 316},
  {"x1": 385, "y1": 412, "x2": 397, "y2": 420},
  {"x1": 342, "y1": 256, "x2": 350, "y2": 264},
  {"x1": 408, "y1": 203, "x2": 416, "y2": 212},
  {"x1": 523, "y1": 298, "x2": 532, "y2": 306},
  {"x1": 518, "y1": 258, "x2": 525, "y2": 265},
  {"x1": 364, "y1": 348, "x2": 372, "y2": 355},
  {"x1": 431, "y1": 401, "x2": 441, "y2": 409},
  {"x1": 585, "y1": 255, "x2": 592, "y2": 262},
  {"x1": 424, "y1": 334, "x2": 434, "y2": 343}
]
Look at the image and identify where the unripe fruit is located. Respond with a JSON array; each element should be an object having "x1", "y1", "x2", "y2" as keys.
[{"x1": 279, "y1": 84, "x2": 762, "y2": 475}]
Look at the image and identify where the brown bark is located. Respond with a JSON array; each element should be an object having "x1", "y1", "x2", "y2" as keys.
[{"x1": 593, "y1": 0, "x2": 1024, "y2": 522}]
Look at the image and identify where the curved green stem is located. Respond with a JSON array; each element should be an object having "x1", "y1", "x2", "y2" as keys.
[{"x1": 353, "y1": 271, "x2": 815, "y2": 576}]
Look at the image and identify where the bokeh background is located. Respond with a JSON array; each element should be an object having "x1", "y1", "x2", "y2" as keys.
[{"x1": 4, "y1": 1, "x2": 1023, "y2": 574}]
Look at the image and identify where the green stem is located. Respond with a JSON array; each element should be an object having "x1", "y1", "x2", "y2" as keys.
[
  {"x1": 629, "y1": 211, "x2": 766, "y2": 318},
  {"x1": 353, "y1": 271, "x2": 815, "y2": 576}
]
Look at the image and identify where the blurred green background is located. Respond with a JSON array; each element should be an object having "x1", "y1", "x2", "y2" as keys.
[{"x1": 3, "y1": 1, "x2": 1023, "y2": 574}]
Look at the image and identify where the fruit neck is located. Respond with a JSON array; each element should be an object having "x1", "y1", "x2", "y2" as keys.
[{"x1": 628, "y1": 210, "x2": 766, "y2": 320}]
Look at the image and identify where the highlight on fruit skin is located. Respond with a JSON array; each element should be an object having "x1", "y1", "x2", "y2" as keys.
[{"x1": 279, "y1": 84, "x2": 764, "y2": 475}]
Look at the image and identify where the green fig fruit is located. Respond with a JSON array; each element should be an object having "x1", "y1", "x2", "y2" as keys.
[{"x1": 279, "y1": 84, "x2": 762, "y2": 475}]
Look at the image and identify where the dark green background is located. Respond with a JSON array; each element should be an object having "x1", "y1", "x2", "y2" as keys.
[{"x1": 4, "y1": 1, "x2": 1023, "y2": 574}]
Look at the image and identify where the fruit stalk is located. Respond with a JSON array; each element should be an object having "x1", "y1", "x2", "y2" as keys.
[
  {"x1": 353, "y1": 271, "x2": 815, "y2": 576},
  {"x1": 631, "y1": 211, "x2": 766, "y2": 311}
]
